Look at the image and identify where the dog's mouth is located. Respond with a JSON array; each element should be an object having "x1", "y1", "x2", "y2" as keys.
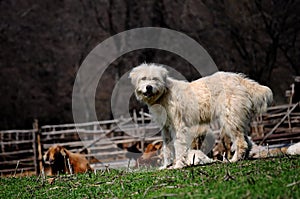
[
  {"x1": 141, "y1": 85, "x2": 155, "y2": 98},
  {"x1": 143, "y1": 91, "x2": 154, "y2": 98}
]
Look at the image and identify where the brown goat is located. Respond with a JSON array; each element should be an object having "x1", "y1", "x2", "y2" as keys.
[{"x1": 43, "y1": 145, "x2": 93, "y2": 175}]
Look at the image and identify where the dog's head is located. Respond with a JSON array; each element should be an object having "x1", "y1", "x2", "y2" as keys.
[
  {"x1": 43, "y1": 145, "x2": 68, "y2": 165},
  {"x1": 129, "y1": 63, "x2": 168, "y2": 105}
]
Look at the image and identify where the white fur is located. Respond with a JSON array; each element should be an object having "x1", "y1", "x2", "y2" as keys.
[
  {"x1": 175, "y1": 150, "x2": 215, "y2": 168},
  {"x1": 129, "y1": 63, "x2": 273, "y2": 168},
  {"x1": 287, "y1": 142, "x2": 300, "y2": 155}
]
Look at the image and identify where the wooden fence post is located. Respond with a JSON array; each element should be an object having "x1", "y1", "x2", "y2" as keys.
[
  {"x1": 32, "y1": 119, "x2": 41, "y2": 175},
  {"x1": 287, "y1": 84, "x2": 294, "y2": 130},
  {"x1": 141, "y1": 108, "x2": 145, "y2": 152}
]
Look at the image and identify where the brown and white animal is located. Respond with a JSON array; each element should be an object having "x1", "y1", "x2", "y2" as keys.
[
  {"x1": 137, "y1": 141, "x2": 163, "y2": 167},
  {"x1": 43, "y1": 145, "x2": 93, "y2": 175},
  {"x1": 129, "y1": 63, "x2": 273, "y2": 169},
  {"x1": 213, "y1": 133, "x2": 233, "y2": 161}
]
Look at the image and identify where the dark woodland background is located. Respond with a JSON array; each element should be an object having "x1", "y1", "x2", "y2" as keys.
[{"x1": 0, "y1": 0, "x2": 299, "y2": 130}]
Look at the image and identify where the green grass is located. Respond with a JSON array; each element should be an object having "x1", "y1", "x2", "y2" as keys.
[{"x1": 1, "y1": 156, "x2": 299, "y2": 199}]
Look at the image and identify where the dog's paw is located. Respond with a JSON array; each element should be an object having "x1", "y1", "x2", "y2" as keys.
[
  {"x1": 172, "y1": 160, "x2": 186, "y2": 169},
  {"x1": 229, "y1": 154, "x2": 239, "y2": 163}
]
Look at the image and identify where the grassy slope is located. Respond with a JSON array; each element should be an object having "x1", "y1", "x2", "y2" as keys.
[{"x1": 1, "y1": 156, "x2": 299, "y2": 199}]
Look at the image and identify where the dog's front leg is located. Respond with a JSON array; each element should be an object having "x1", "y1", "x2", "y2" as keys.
[
  {"x1": 160, "y1": 128, "x2": 175, "y2": 169},
  {"x1": 173, "y1": 128, "x2": 189, "y2": 169}
]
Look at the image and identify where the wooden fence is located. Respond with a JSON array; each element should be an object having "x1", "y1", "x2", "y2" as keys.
[
  {"x1": 0, "y1": 128, "x2": 39, "y2": 175},
  {"x1": 0, "y1": 111, "x2": 161, "y2": 176},
  {"x1": 251, "y1": 102, "x2": 300, "y2": 145},
  {"x1": 251, "y1": 78, "x2": 300, "y2": 145}
]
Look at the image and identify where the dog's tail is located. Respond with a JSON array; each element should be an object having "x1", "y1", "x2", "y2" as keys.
[{"x1": 240, "y1": 77, "x2": 273, "y2": 114}]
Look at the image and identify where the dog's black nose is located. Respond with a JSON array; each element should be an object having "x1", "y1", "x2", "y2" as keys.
[{"x1": 146, "y1": 85, "x2": 153, "y2": 92}]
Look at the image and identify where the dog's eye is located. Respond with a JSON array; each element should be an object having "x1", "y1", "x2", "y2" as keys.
[
  {"x1": 141, "y1": 77, "x2": 147, "y2": 81},
  {"x1": 153, "y1": 77, "x2": 159, "y2": 81}
]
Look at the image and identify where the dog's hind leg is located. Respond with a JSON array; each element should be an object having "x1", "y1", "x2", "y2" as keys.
[
  {"x1": 230, "y1": 133, "x2": 248, "y2": 162},
  {"x1": 221, "y1": 118, "x2": 251, "y2": 162}
]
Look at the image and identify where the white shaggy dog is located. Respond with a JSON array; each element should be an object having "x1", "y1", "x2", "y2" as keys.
[{"x1": 129, "y1": 63, "x2": 273, "y2": 169}]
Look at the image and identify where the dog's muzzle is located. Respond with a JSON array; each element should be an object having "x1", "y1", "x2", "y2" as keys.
[{"x1": 143, "y1": 85, "x2": 154, "y2": 97}]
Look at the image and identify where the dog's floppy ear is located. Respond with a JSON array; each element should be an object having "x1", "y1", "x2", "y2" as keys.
[
  {"x1": 159, "y1": 66, "x2": 169, "y2": 82},
  {"x1": 129, "y1": 67, "x2": 140, "y2": 85}
]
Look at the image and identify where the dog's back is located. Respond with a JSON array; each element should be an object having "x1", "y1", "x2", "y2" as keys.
[
  {"x1": 196, "y1": 71, "x2": 272, "y2": 115},
  {"x1": 239, "y1": 76, "x2": 273, "y2": 114}
]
